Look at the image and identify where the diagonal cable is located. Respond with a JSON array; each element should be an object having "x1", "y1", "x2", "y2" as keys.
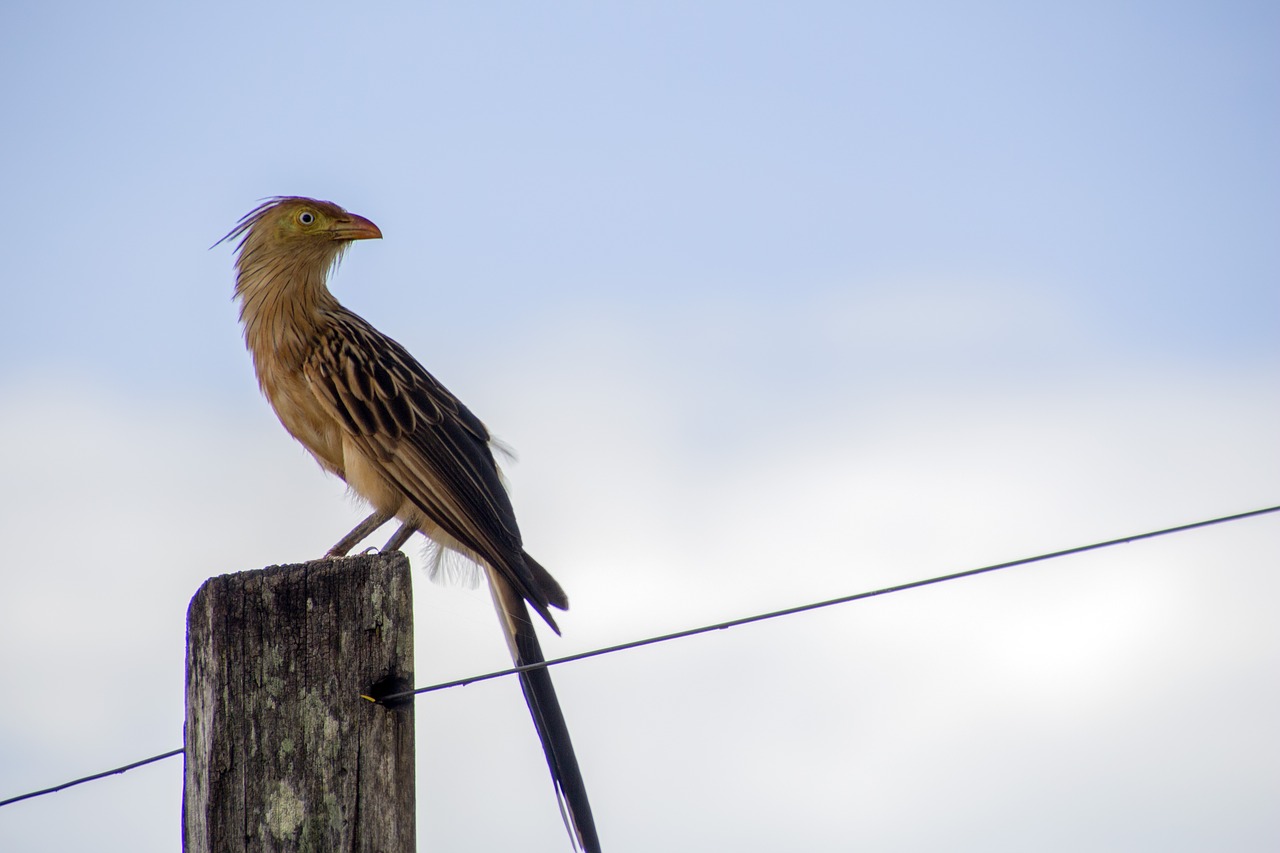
[
  {"x1": 0, "y1": 749, "x2": 183, "y2": 808},
  {"x1": 372, "y1": 503, "x2": 1280, "y2": 703}
]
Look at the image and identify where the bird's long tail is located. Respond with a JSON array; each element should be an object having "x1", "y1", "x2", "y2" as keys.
[{"x1": 488, "y1": 569, "x2": 602, "y2": 853}]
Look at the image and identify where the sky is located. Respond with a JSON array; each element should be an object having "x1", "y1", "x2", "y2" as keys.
[{"x1": 1, "y1": 1, "x2": 1278, "y2": 850}]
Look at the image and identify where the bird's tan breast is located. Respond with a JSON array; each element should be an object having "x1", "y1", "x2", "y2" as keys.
[
  {"x1": 254, "y1": 351, "x2": 347, "y2": 478},
  {"x1": 341, "y1": 434, "x2": 418, "y2": 519},
  {"x1": 255, "y1": 341, "x2": 414, "y2": 520}
]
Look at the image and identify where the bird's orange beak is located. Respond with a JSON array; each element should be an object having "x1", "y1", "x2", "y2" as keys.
[{"x1": 331, "y1": 213, "x2": 382, "y2": 241}]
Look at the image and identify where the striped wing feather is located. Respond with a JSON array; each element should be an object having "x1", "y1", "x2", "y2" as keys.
[{"x1": 303, "y1": 311, "x2": 563, "y2": 625}]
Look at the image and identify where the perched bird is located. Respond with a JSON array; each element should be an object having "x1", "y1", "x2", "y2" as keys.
[{"x1": 221, "y1": 197, "x2": 601, "y2": 852}]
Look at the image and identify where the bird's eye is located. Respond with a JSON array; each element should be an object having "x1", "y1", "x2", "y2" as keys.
[{"x1": 298, "y1": 211, "x2": 316, "y2": 225}]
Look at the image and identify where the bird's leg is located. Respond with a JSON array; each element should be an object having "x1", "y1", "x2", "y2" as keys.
[
  {"x1": 327, "y1": 509, "x2": 394, "y2": 557},
  {"x1": 381, "y1": 520, "x2": 417, "y2": 553}
]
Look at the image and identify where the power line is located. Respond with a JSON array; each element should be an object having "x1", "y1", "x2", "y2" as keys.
[
  {"x1": 3, "y1": 503, "x2": 1277, "y2": 808},
  {"x1": 372, "y1": 503, "x2": 1280, "y2": 704},
  {"x1": 0, "y1": 749, "x2": 182, "y2": 808}
]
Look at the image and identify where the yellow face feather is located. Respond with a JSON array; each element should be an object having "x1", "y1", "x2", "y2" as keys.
[{"x1": 220, "y1": 197, "x2": 381, "y2": 252}]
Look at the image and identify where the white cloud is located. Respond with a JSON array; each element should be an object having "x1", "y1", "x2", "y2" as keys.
[{"x1": 2, "y1": 278, "x2": 1278, "y2": 852}]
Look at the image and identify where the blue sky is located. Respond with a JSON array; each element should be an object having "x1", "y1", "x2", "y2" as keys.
[{"x1": 2, "y1": 3, "x2": 1278, "y2": 851}]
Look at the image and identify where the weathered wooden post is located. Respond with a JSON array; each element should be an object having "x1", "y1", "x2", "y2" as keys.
[{"x1": 183, "y1": 552, "x2": 415, "y2": 852}]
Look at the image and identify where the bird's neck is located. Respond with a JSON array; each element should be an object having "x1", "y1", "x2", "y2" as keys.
[{"x1": 234, "y1": 250, "x2": 341, "y2": 372}]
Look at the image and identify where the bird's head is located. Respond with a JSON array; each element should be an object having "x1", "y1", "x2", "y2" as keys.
[{"x1": 220, "y1": 196, "x2": 382, "y2": 272}]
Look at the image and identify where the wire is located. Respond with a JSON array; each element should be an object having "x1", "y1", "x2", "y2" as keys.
[
  {"x1": 0, "y1": 749, "x2": 183, "y2": 808},
  {"x1": 373, "y1": 503, "x2": 1280, "y2": 704},
  {"x1": 2, "y1": 503, "x2": 1276, "y2": 807}
]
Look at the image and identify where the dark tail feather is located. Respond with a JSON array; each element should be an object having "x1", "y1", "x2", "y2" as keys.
[{"x1": 489, "y1": 572, "x2": 602, "y2": 853}]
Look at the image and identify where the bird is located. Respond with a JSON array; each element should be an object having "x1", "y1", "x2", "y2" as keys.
[{"x1": 221, "y1": 196, "x2": 601, "y2": 852}]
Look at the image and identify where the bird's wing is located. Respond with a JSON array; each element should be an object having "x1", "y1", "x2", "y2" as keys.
[
  {"x1": 303, "y1": 311, "x2": 602, "y2": 852},
  {"x1": 302, "y1": 311, "x2": 562, "y2": 624}
]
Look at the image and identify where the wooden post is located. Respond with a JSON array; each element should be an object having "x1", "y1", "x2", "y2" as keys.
[{"x1": 183, "y1": 553, "x2": 415, "y2": 852}]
